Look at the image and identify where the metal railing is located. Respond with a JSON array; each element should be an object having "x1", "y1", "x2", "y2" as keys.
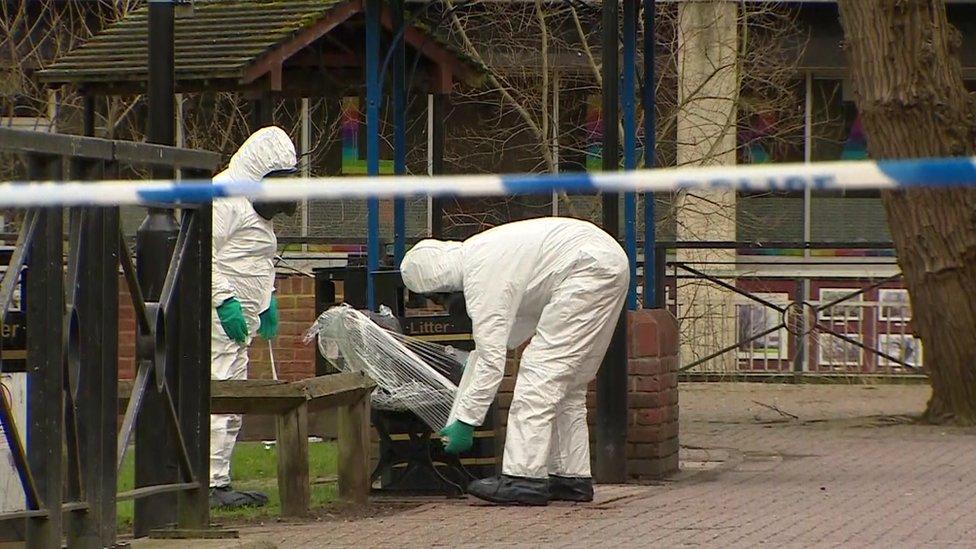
[
  {"x1": 0, "y1": 127, "x2": 219, "y2": 547},
  {"x1": 644, "y1": 241, "x2": 922, "y2": 379}
]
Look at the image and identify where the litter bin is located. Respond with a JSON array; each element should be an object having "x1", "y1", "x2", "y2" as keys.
[
  {"x1": 370, "y1": 291, "x2": 499, "y2": 494},
  {"x1": 313, "y1": 264, "x2": 403, "y2": 375}
]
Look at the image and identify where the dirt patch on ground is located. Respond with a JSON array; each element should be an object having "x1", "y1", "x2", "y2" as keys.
[{"x1": 215, "y1": 499, "x2": 422, "y2": 531}]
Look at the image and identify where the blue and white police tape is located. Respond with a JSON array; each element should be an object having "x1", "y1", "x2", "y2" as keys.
[{"x1": 0, "y1": 156, "x2": 974, "y2": 208}]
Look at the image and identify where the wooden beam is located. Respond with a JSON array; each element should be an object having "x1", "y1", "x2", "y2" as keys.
[
  {"x1": 337, "y1": 394, "x2": 370, "y2": 504},
  {"x1": 323, "y1": 33, "x2": 357, "y2": 56},
  {"x1": 288, "y1": 50, "x2": 362, "y2": 68},
  {"x1": 276, "y1": 403, "x2": 310, "y2": 517},
  {"x1": 303, "y1": 374, "x2": 376, "y2": 412},
  {"x1": 0, "y1": 127, "x2": 219, "y2": 170},
  {"x1": 270, "y1": 63, "x2": 283, "y2": 91},
  {"x1": 0, "y1": 127, "x2": 113, "y2": 160},
  {"x1": 114, "y1": 140, "x2": 221, "y2": 170},
  {"x1": 378, "y1": 6, "x2": 467, "y2": 89},
  {"x1": 116, "y1": 482, "x2": 199, "y2": 502},
  {"x1": 242, "y1": 0, "x2": 363, "y2": 84},
  {"x1": 117, "y1": 373, "x2": 375, "y2": 416},
  {"x1": 430, "y1": 64, "x2": 453, "y2": 95}
]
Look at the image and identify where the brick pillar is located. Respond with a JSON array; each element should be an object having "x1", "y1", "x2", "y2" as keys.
[
  {"x1": 494, "y1": 312, "x2": 680, "y2": 482},
  {"x1": 626, "y1": 308, "x2": 680, "y2": 480}
]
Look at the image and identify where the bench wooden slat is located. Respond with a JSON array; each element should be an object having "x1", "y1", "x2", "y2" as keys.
[{"x1": 118, "y1": 373, "x2": 376, "y2": 415}]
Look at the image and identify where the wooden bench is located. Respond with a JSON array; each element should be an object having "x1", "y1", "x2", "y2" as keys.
[{"x1": 119, "y1": 372, "x2": 375, "y2": 517}]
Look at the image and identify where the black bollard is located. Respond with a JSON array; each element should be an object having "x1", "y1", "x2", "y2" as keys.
[
  {"x1": 594, "y1": 0, "x2": 629, "y2": 484},
  {"x1": 134, "y1": 0, "x2": 180, "y2": 536}
]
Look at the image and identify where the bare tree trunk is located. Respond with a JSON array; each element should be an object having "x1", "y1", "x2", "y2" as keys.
[{"x1": 838, "y1": 0, "x2": 976, "y2": 424}]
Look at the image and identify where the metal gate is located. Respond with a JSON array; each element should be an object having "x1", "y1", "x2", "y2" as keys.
[{"x1": 0, "y1": 127, "x2": 218, "y2": 547}]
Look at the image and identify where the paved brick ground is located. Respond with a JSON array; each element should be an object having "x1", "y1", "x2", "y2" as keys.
[{"x1": 238, "y1": 383, "x2": 976, "y2": 548}]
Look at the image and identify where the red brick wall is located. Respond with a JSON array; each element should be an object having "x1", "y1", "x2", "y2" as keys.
[
  {"x1": 247, "y1": 276, "x2": 317, "y2": 381},
  {"x1": 117, "y1": 274, "x2": 318, "y2": 382},
  {"x1": 496, "y1": 309, "x2": 680, "y2": 481}
]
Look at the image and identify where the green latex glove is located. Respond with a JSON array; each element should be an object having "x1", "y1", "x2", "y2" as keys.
[
  {"x1": 258, "y1": 295, "x2": 279, "y2": 340},
  {"x1": 439, "y1": 420, "x2": 474, "y2": 454},
  {"x1": 216, "y1": 298, "x2": 248, "y2": 343}
]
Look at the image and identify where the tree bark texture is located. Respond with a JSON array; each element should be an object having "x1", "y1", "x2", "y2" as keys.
[{"x1": 838, "y1": 0, "x2": 976, "y2": 424}]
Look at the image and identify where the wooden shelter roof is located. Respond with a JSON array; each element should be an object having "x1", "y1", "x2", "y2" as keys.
[{"x1": 37, "y1": 0, "x2": 484, "y2": 95}]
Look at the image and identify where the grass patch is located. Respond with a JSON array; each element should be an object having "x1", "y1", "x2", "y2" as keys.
[{"x1": 117, "y1": 440, "x2": 339, "y2": 529}]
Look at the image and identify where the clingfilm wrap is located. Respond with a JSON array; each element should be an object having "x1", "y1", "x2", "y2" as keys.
[{"x1": 304, "y1": 304, "x2": 467, "y2": 430}]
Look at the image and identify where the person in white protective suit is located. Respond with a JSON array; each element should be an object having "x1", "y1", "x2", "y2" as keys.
[
  {"x1": 400, "y1": 217, "x2": 629, "y2": 506},
  {"x1": 210, "y1": 126, "x2": 298, "y2": 509}
]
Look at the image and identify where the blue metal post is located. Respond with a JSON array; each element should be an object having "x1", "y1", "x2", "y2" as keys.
[
  {"x1": 365, "y1": 0, "x2": 381, "y2": 310},
  {"x1": 623, "y1": 0, "x2": 638, "y2": 310},
  {"x1": 642, "y1": 0, "x2": 657, "y2": 309},
  {"x1": 393, "y1": 0, "x2": 407, "y2": 266}
]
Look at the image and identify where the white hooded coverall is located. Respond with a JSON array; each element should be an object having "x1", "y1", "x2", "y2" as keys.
[
  {"x1": 210, "y1": 127, "x2": 297, "y2": 488},
  {"x1": 400, "y1": 217, "x2": 629, "y2": 479}
]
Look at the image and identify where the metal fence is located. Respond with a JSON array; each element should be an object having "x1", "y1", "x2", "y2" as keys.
[
  {"x1": 648, "y1": 242, "x2": 922, "y2": 378},
  {"x1": 0, "y1": 127, "x2": 218, "y2": 547}
]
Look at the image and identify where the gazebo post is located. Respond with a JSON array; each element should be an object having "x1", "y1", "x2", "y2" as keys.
[
  {"x1": 429, "y1": 93, "x2": 447, "y2": 239},
  {"x1": 643, "y1": 0, "x2": 658, "y2": 309},
  {"x1": 365, "y1": 0, "x2": 381, "y2": 311},
  {"x1": 250, "y1": 91, "x2": 274, "y2": 130},
  {"x1": 392, "y1": 0, "x2": 407, "y2": 267},
  {"x1": 623, "y1": 0, "x2": 638, "y2": 310}
]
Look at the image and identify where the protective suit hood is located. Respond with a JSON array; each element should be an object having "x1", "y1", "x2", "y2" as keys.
[
  {"x1": 223, "y1": 126, "x2": 297, "y2": 182},
  {"x1": 400, "y1": 239, "x2": 464, "y2": 294}
]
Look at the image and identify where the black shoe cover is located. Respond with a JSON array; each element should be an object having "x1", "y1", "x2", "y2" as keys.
[
  {"x1": 549, "y1": 475, "x2": 594, "y2": 502},
  {"x1": 466, "y1": 475, "x2": 549, "y2": 506},
  {"x1": 209, "y1": 485, "x2": 270, "y2": 509}
]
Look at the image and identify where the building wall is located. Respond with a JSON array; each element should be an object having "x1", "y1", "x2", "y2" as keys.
[
  {"x1": 737, "y1": 195, "x2": 892, "y2": 243},
  {"x1": 795, "y1": 3, "x2": 976, "y2": 73}
]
